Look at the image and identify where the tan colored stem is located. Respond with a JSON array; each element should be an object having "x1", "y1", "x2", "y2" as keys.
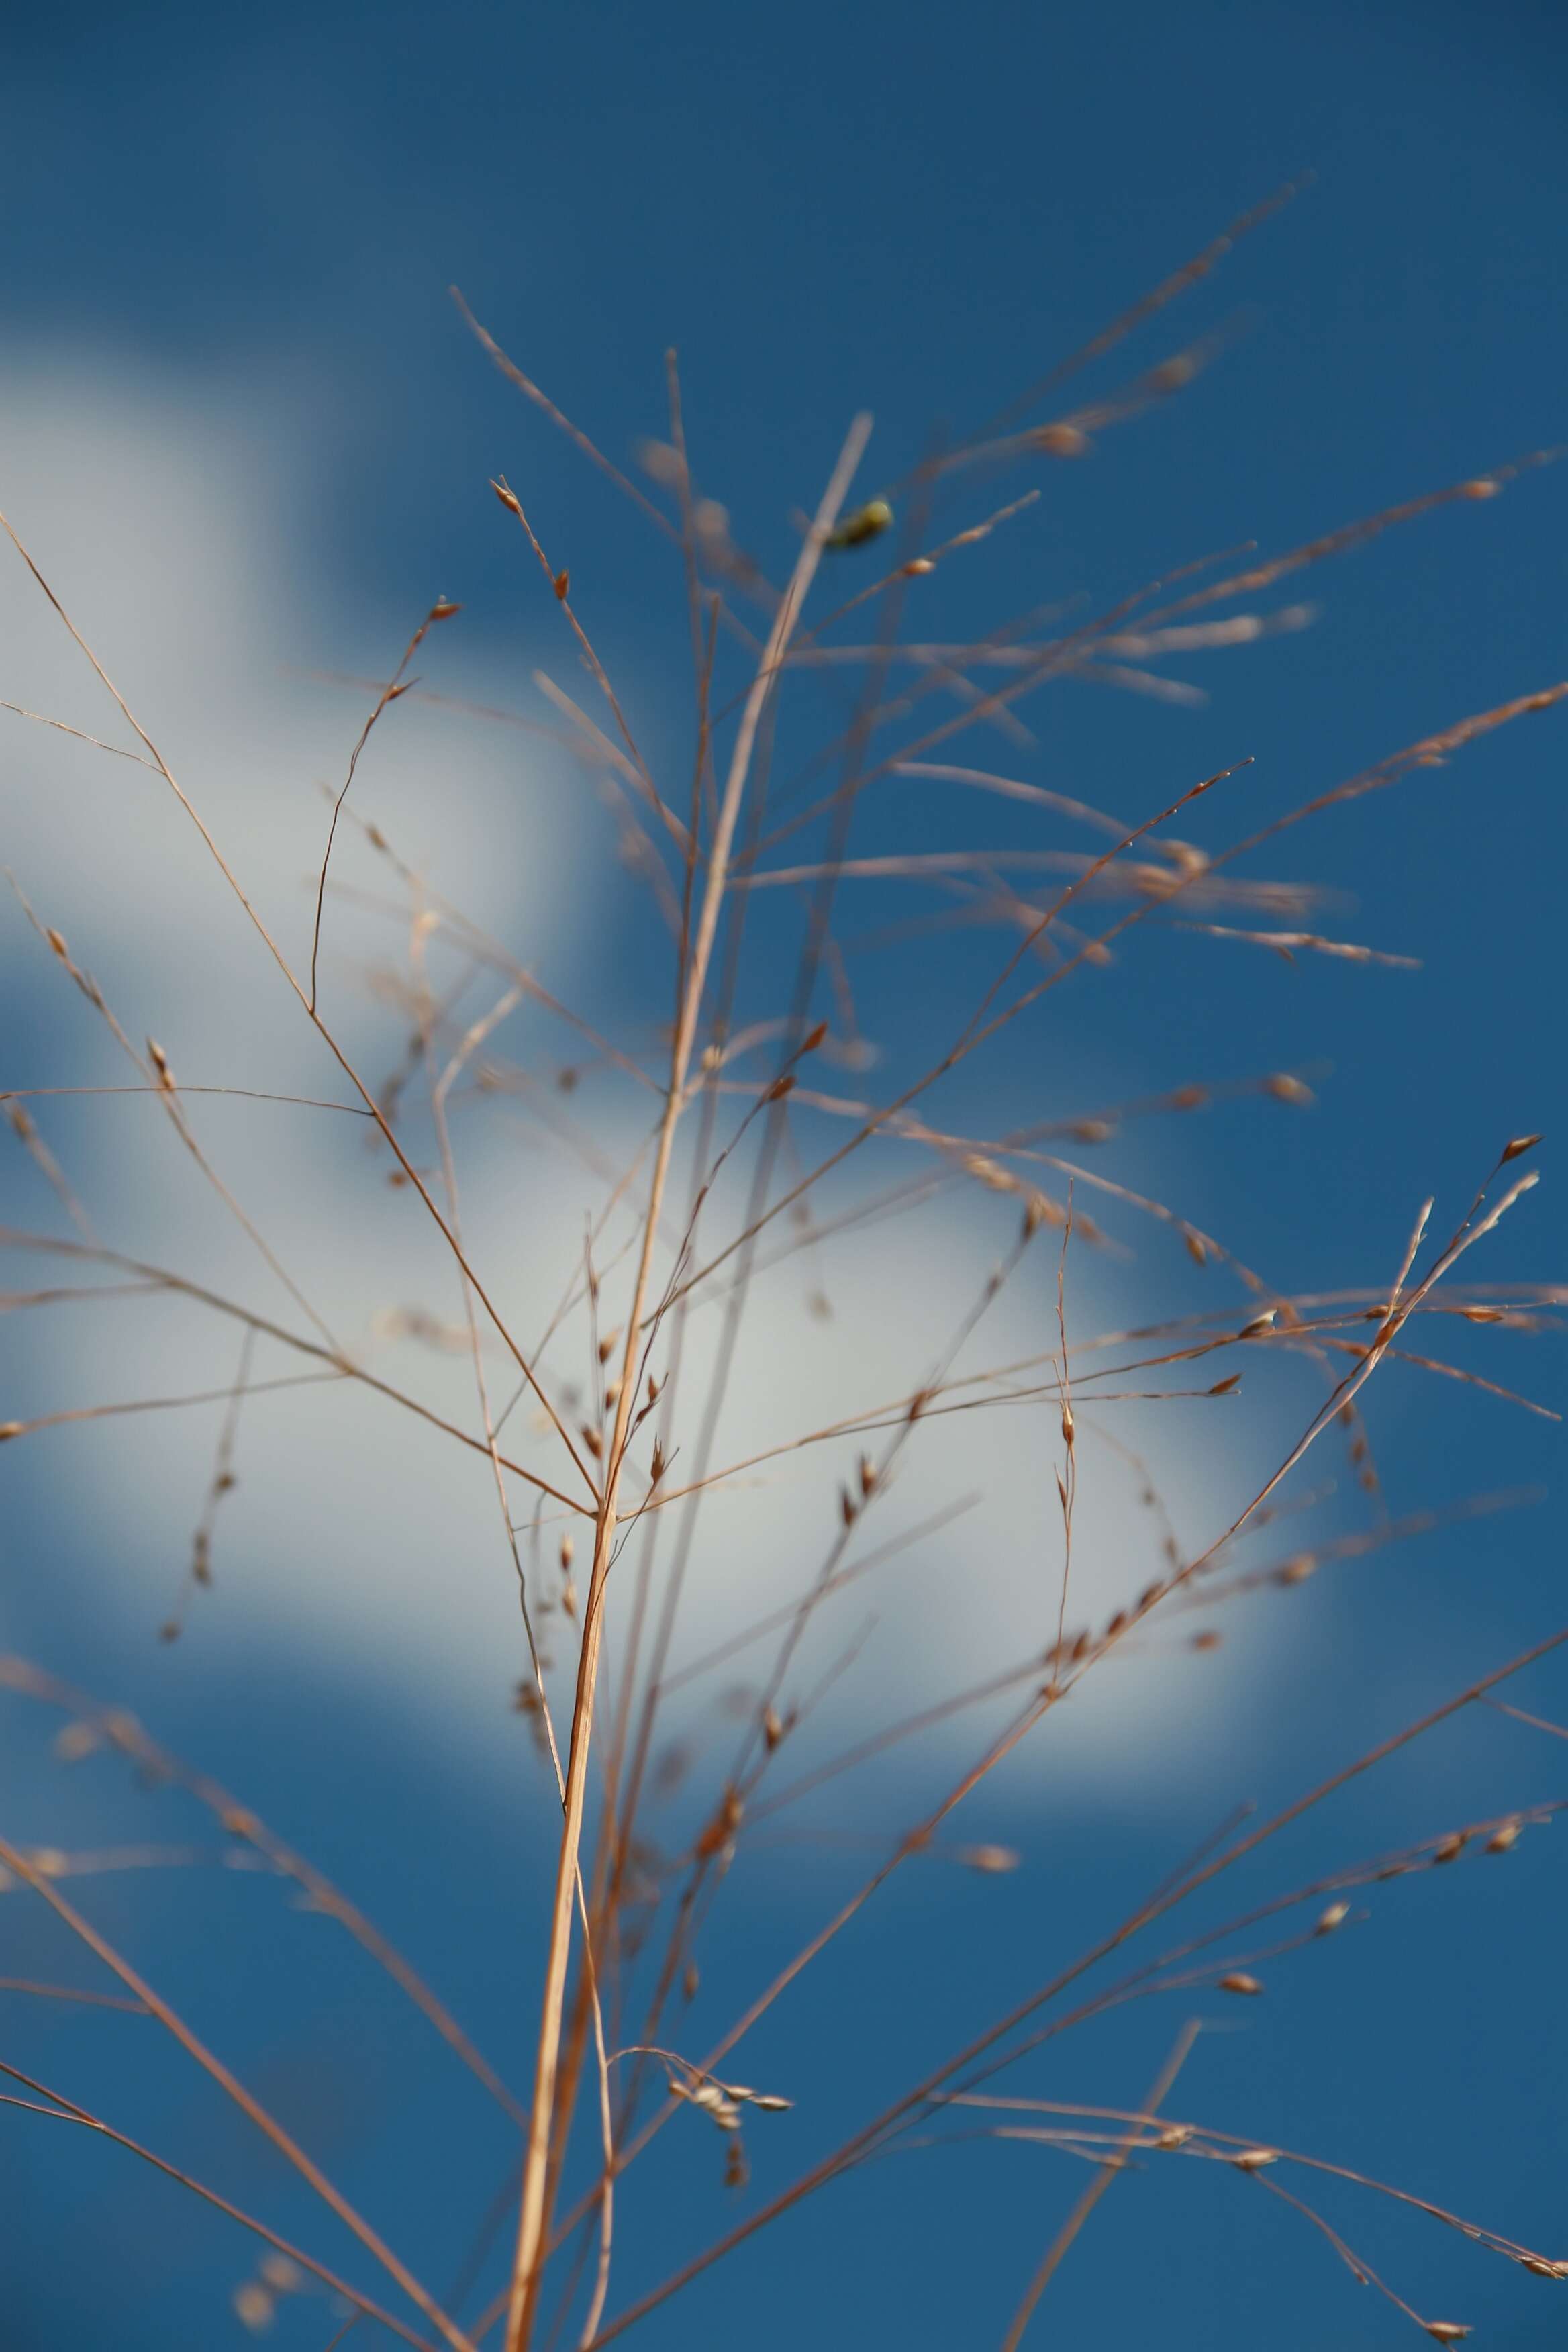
[
  {"x1": 501, "y1": 415, "x2": 871, "y2": 2352},
  {"x1": 0, "y1": 1833, "x2": 473, "y2": 2352}
]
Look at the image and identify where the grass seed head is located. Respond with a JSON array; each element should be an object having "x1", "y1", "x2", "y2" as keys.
[
  {"x1": 233, "y1": 2282, "x2": 274, "y2": 2333},
  {"x1": 963, "y1": 1843, "x2": 1020, "y2": 1873},
  {"x1": 1034, "y1": 422, "x2": 1090, "y2": 456},
  {"x1": 1263, "y1": 1072, "x2": 1314, "y2": 1105}
]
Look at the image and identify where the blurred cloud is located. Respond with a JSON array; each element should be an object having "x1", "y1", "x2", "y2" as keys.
[{"x1": 1, "y1": 349, "x2": 1275, "y2": 1807}]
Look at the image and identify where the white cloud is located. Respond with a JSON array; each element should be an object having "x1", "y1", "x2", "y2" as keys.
[{"x1": 2, "y1": 350, "x2": 1279, "y2": 1822}]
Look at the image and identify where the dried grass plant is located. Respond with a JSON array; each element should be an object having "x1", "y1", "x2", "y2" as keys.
[{"x1": 2, "y1": 188, "x2": 1565, "y2": 2349}]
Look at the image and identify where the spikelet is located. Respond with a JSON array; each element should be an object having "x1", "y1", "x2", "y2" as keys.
[{"x1": 1034, "y1": 422, "x2": 1090, "y2": 456}]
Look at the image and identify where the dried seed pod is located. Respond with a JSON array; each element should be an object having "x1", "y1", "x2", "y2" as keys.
[
  {"x1": 1423, "y1": 2324, "x2": 1471, "y2": 2343},
  {"x1": 1432, "y1": 1832, "x2": 1467, "y2": 1864},
  {"x1": 1486, "y1": 1820, "x2": 1522, "y2": 1855},
  {"x1": 962, "y1": 1844, "x2": 1020, "y2": 1874},
  {"x1": 233, "y1": 2283, "x2": 275, "y2": 2333},
  {"x1": 965, "y1": 1151, "x2": 1018, "y2": 1195},
  {"x1": 695, "y1": 1787, "x2": 744, "y2": 1860},
  {"x1": 1263, "y1": 1072, "x2": 1314, "y2": 1106},
  {"x1": 559, "y1": 1534, "x2": 575, "y2": 1572},
  {"x1": 1153, "y1": 2125, "x2": 1191, "y2": 2149},
  {"x1": 1034, "y1": 422, "x2": 1089, "y2": 456},
  {"x1": 1502, "y1": 1132, "x2": 1542, "y2": 1162},
  {"x1": 1218, "y1": 1971, "x2": 1264, "y2": 1996},
  {"x1": 1314, "y1": 1900, "x2": 1351, "y2": 1935},
  {"x1": 1231, "y1": 2147, "x2": 1278, "y2": 2170}
]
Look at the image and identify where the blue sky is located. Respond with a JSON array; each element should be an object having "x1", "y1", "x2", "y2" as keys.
[{"x1": 3, "y1": 3, "x2": 1567, "y2": 2348}]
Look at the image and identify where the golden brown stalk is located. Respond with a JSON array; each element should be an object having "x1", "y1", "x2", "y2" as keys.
[{"x1": 501, "y1": 413, "x2": 873, "y2": 2352}]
